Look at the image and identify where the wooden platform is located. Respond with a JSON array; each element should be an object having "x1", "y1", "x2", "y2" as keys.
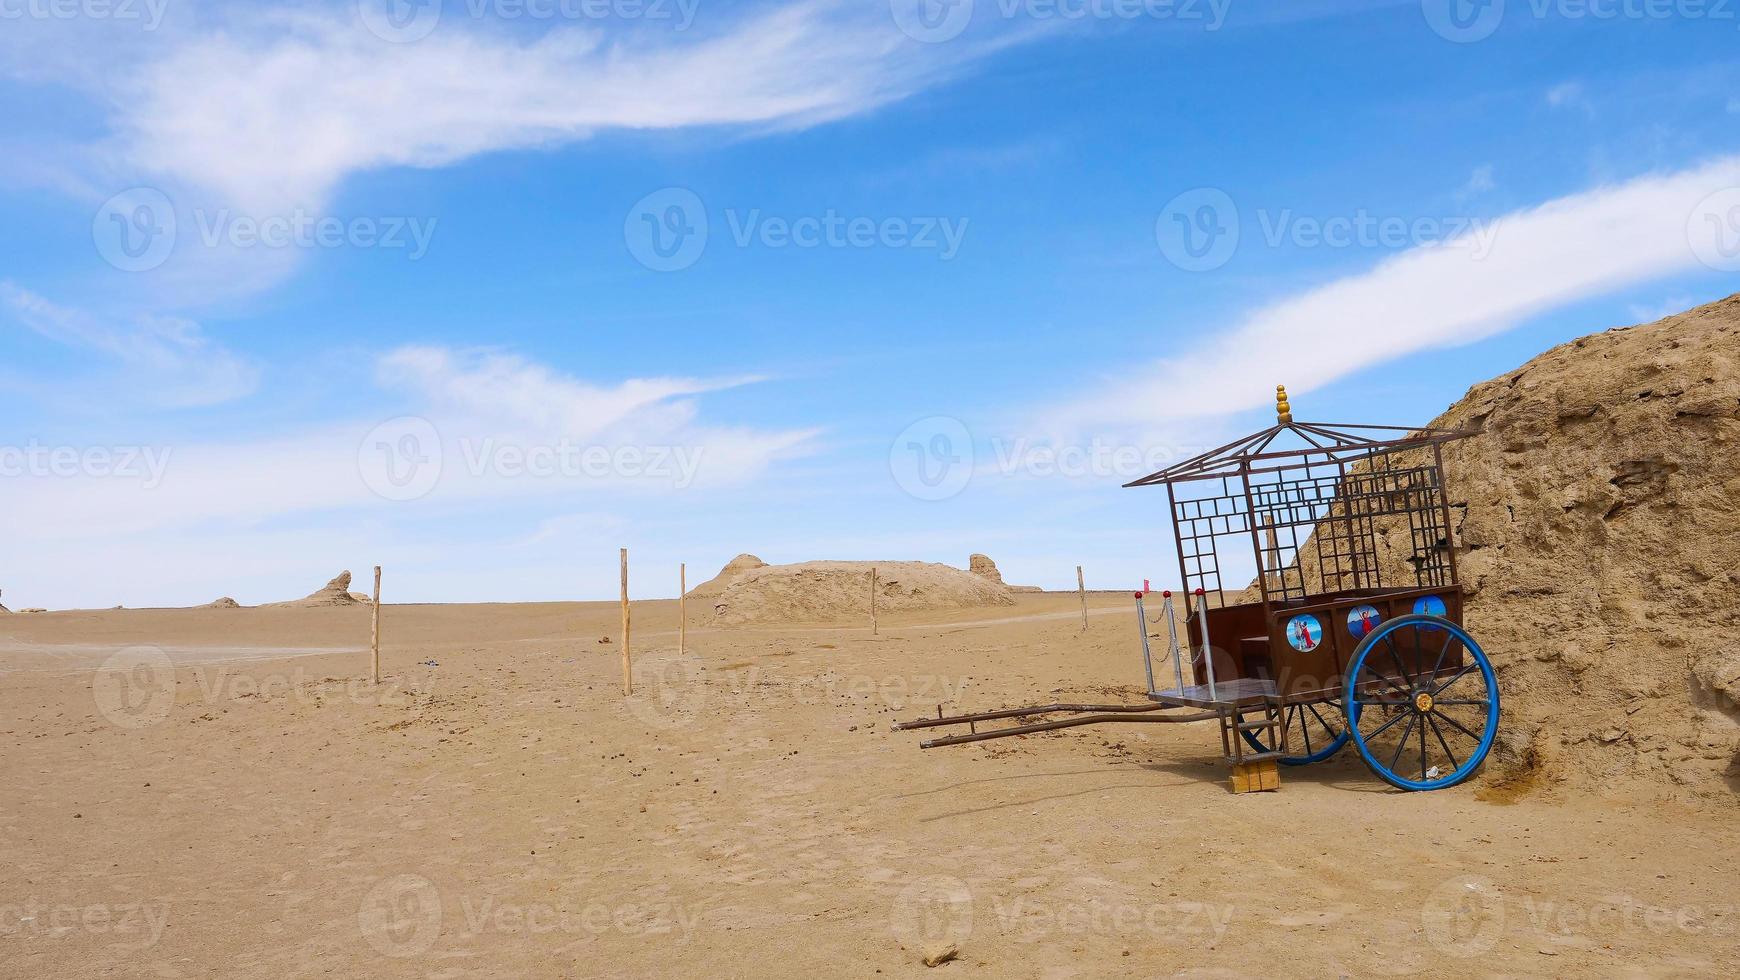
[{"x1": 1147, "y1": 677, "x2": 1276, "y2": 710}]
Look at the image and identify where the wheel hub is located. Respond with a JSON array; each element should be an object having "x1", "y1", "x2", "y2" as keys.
[{"x1": 1413, "y1": 691, "x2": 1435, "y2": 713}]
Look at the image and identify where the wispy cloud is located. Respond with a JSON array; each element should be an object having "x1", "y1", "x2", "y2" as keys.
[
  {"x1": 377, "y1": 345, "x2": 767, "y2": 440},
  {"x1": 1458, "y1": 164, "x2": 1496, "y2": 199},
  {"x1": 1053, "y1": 155, "x2": 1740, "y2": 428},
  {"x1": 1546, "y1": 80, "x2": 1594, "y2": 116},
  {"x1": 0, "y1": 283, "x2": 259, "y2": 407},
  {"x1": 0, "y1": 1, "x2": 1037, "y2": 302},
  {"x1": 85, "y1": 3, "x2": 1024, "y2": 214},
  {"x1": 0, "y1": 343, "x2": 818, "y2": 541}
]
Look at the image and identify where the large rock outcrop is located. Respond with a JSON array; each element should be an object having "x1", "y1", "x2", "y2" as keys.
[
  {"x1": 1252, "y1": 295, "x2": 1740, "y2": 799},
  {"x1": 708, "y1": 560, "x2": 1015, "y2": 626},
  {"x1": 685, "y1": 554, "x2": 768, "y2": 598},
  {"x1": 266, "y1": 571, "x2": 365, "y2": 608}
]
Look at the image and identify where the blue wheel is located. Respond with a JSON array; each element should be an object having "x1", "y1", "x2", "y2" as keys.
[
  {"x1": 1343, "y1": 614, "x2": 1499, "y2": 791},
  {"x1": 1240, "y1": 701, "x2": 1351, "y2": 765}
]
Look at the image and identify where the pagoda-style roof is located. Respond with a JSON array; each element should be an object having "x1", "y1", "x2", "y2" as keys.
[{"x1": 1123, "y1": 387, "x2": 1478, "y2": 487}]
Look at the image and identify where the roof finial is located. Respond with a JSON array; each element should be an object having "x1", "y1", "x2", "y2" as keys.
[{"x1": 1276, "y1": 385, "x2": 1293, "y2": 424}]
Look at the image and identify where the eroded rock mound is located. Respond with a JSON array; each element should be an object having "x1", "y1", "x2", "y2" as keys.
[
  {"x1": 1258, "y1": 295, "x2": 1740, "y2": 799},
  {"x1": 686, "y1": 554, "x2": 768, "y2": 598},
  {"x1": 1430, "y1": 295, "x2": 1740, "y2": 799},
  {"x1": 969, "y1": 553, "x2": 1043, "y2": 593},
  {"x1": 203, "y1": 597, "x2": 241, "y2": 609},
  {"x1": 968, "y1": 554, "x2": 1004, "y2": 584},
  {"x1": 709, "y1": 560, "x2": 1015, "y2": 626},
  {"x1": 266, "y1": 571, "x2": 365, "y2": 608}
]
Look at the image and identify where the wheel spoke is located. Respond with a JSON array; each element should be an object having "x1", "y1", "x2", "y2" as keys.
[
  {"x1": 1383, "y1": 634, "x2": 1417, "y2": 687},
  {"x1": 1305, "y1": 702, "x2": 1336, "y2": 737},
  {"x1": 1389, "y1": 714, "x2": 1420, "y2": 773},
  {"x1": 1364, "y1": 705, "x2": 1413, "y2": 740},
  {"x1": 1430, "y1": 663, "x2": 1477, "y2": 696},
  {"x1": 1427, "y1": 714, "x2": 1460, "y2": 770},
  {"x1": 1418, "y1": 711, "x2": 1428, "y2": 782},
  {"x1": 1356, "y1": 695, "x2": 1410, "y2": 707},
  {"x1": 1434, "y1": 698, "x2": 1489, "y2": 707},
  {"x1": 1434, "y1": 711, "x2": 1484, "y2": 743},
  {"x1": 1427, "y1": 631, "x2": 1454, "y2": 683},
  {"x1": 1297, "y1": 706, "x2": 1312, "y2": 754}
]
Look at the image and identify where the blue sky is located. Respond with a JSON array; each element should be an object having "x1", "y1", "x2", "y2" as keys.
[{"x1": 2, "y1": 0, "x2": 1738, "y2": 607}]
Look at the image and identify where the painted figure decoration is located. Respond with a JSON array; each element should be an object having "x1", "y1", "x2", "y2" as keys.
[
  {"x1": 1286, "y1": 614, "x2": 1323, "y2": 652},
  {"x1": 1413, "y1": 595, "x2": 1447, "y2": 618},
  {"x1": 1347, "y1": 604, "x2": 1382, "y2": 639}
]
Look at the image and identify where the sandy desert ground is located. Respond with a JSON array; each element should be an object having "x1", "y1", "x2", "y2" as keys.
[{"x1": 3, "y1": 593, "x2": 1738, "y2": 978}]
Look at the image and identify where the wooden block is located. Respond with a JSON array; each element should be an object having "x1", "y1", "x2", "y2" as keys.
[{"x1": 1229, "y1": 759, "x2": 1281, "y2": 795}]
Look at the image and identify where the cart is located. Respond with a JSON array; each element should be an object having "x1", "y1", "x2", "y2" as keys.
[{"x1": 894, "y1": 387, "x2": 1500, "y2": 793}]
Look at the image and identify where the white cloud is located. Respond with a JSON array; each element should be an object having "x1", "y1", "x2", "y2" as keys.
[
  {"x1": 1459, "y1": 164, "x2": 1495, "y2": 198},
  {"x1": 1546, "y1": 81, "x2": 1593, "y2": 116},
  {"x1": 376, "y1": 345, "x2": 766, "y2": 440},
  {"x1": 0, "y1": 344, "x2": 817, "y2": 543},
  {"x1": 1055, "y1": 155, "x2": 1740, "y2": 428},
  {"x1": 0, "y1": 283, "x2": 259, "y2": 406},
  {"x1": 92, "y1": 2, "x2": 1022, "y2": 216},
  {"x1": 0, "y1": 1, "x2": 1036, "y2": 302}
]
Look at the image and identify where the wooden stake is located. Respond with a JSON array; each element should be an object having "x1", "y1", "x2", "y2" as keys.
[
  {"x1": 870, "y1": 567, "x2": 878, "y2": 635},
  {"x1": 370, "y1": 565, "x2": 382, "y2": 684},
  {"x1": 1076, "y1": 565, "x2": 1088, "y2": 632},
  {"x1": 679, "y1": 562, "x2": 687, "y2": 656},
  {"x1": 620, "y1": 549, "x2": 632, "y2": 695}
]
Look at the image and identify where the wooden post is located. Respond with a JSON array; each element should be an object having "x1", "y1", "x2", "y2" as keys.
[
  {"x1": 870, "y1": 567, "x2": 878, "y2": 635},
  {"x1": 1076, "y1": 565, "x2": 1088, "y2": 631},
  {"x1": 620, "y1": 549, "x2": 632, "y2": 695},
  {"x1": 679, "y1": 562, "x2": 687, "y2": 656},
  {"x1": 370, "y1": 565, "x2": 382, "y2": 684}
]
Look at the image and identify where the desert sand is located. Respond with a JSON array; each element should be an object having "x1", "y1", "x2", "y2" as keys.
[
  {"x1": 8, "y1": 301, "x2": 1740, "y2": 976},
  {"x1": 3, "y1": 594, "x2": 1738, "y2": 978}
]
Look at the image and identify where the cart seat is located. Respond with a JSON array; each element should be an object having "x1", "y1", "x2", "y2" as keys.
[{"x1": 1148, "y1": 677, "x2": 1276, "y2": 710}]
